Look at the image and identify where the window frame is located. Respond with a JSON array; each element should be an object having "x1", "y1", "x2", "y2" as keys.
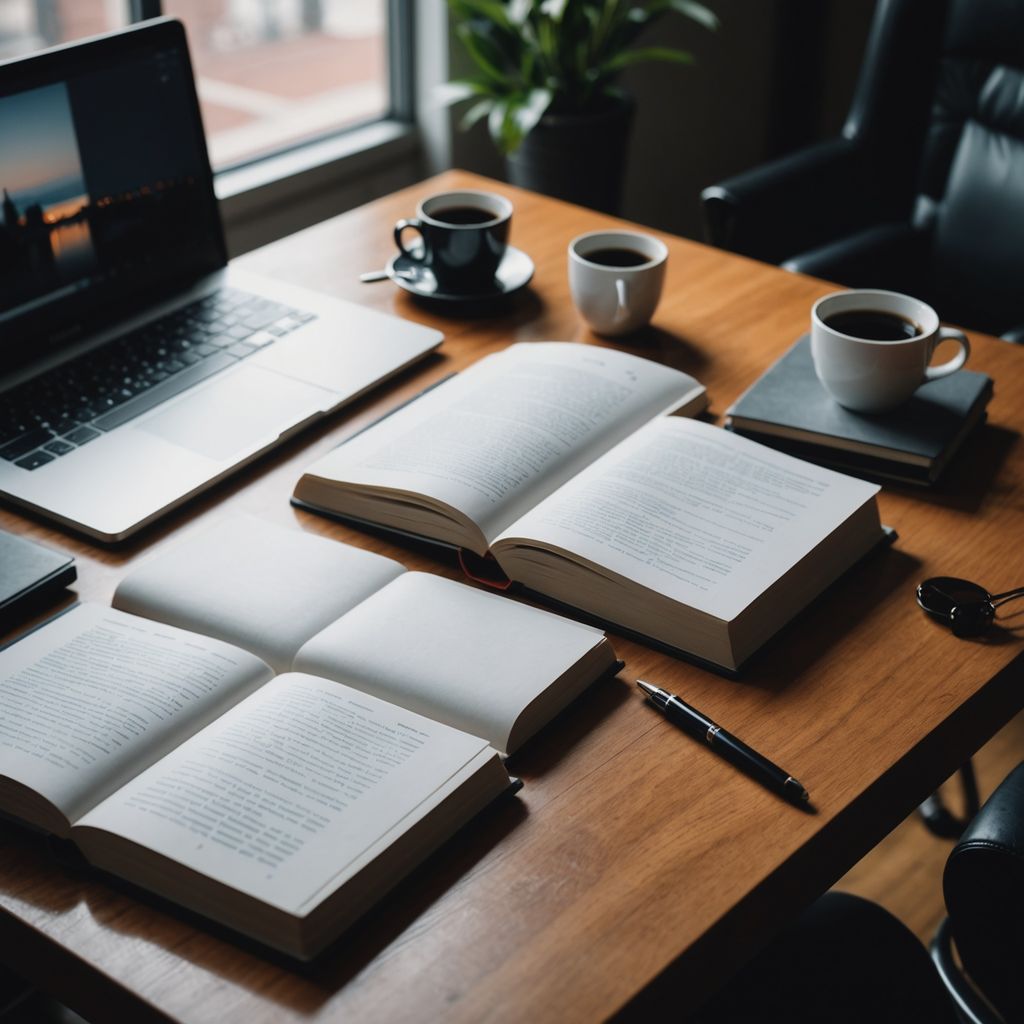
[{"x1": 122, "y1": 0, "x2": 421, "y2": 252}]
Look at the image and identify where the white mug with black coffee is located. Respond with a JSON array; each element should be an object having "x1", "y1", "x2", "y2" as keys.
[
  {"x1": 811, "y1": 289, "x2": 970, "y2": 413},
  {"x1": 568, "y1": 230, "x2": 667, "y2": 336}
]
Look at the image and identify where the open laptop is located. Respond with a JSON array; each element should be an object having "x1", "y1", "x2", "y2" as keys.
[{"x1": 0, "y1": 18, "x2": 441, "y2": 542}]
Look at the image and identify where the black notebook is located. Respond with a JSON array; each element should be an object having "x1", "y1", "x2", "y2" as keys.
[
  {"x1": 0, "y1": 530, "x2": 76, "y2": 629},
  {"x1": 725, "y1": 336, "x2": 993, "y2": 484}
]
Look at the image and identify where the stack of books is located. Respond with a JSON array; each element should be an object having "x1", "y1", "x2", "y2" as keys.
[{"x1": 725, "y1": 336, "x2": 993, "y2": 485}]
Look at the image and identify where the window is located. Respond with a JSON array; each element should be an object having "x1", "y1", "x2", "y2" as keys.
[
  {"x1": 1, "y1": 0, "x2": 421, "y2": 253},
  {"x1": 0, "y1": 1, "x2": 127, "y2": 56},
  {"x1": 0, "y1": 1, "x2": 400, "y2": 171},
  {"x1": 164, "y1": 0, "x2": 389, "y2": 170}
]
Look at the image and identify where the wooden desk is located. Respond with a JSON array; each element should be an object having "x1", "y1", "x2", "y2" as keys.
[{"x1": 2, "y1": 170, "x2": 1023, "y2": 1023}]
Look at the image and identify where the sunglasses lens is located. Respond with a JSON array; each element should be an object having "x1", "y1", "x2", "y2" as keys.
[
  {"x1": 951, "y1": 602, "x2": 995, "y2": 637},
  {"x1": 917, "y1": 577, "x2": 991, "y2": 619}
]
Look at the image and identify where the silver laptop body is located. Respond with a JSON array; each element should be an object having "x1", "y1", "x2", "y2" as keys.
[{"x1": 0, "y1": 20, "x2": 440, "y2": 542}]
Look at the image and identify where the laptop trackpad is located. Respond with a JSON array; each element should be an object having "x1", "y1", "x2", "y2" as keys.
[{"x1": 138, "y1": 365, "x2": 334, "y2": 461}]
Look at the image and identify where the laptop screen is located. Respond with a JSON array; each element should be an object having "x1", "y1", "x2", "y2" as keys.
[{"x1": 0, "y1": 20, "x2": 225, "y2": 367}]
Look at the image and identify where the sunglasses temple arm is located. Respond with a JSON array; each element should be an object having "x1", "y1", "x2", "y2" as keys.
[{"x1": 990, "y1": 587, "x2": 1024, "y2": 606}]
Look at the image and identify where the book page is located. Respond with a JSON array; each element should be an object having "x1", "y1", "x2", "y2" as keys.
[
  {"x1": 494, "y1": 418, "x2": 881, "y2": 622},
  {"x1": 113, "y1": 516, "x2": 406, "y2": 672},
  {"x1": 0, "y1": 605, "x2": 271, "y2": 827},
  {"x1": 292, "y1": 572, "x2": 610, "y2": 754},
  {"x1": 298, "y1": 343, "x2": 705, "y2": 548},
  {"x1": 76, "y1": 673, "x2": 494, "y2": 915}
]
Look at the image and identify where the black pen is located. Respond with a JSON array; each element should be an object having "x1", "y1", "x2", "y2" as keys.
[{"x1": 636, "y1": 680, "x2": 810, "y2": 806}]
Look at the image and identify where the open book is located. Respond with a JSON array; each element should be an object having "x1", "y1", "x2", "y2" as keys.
[
  {"x1": 293, "y1": 342, "x2": 886, "y2": 672},
  {"x1": 0, "y1": 518, "x2": 617, "y2": 959}
]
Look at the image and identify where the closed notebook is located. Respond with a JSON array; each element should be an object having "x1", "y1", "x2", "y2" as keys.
[
  {"x1": 725, "y1": 336, "x2": 993, "y2": 484},
  {"x1": 0, "y1": 531, "x2": 76, "y2": 626}
]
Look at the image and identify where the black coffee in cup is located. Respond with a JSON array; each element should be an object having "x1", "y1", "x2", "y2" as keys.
[
  {"x1": 394, "y1": 191, "x2": 512, "y2": 292},
  {"x1": 584, "y1": 248, "x2": 650, "y2": 268},
  {"x1": 822, "y1": 310, "x2": 921, "y2": 341},
  {"x1": 431, "y1": 206, "x2": 496, "y2": 226}
]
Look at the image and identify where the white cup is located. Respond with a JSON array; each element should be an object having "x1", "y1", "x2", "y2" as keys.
[
  {"x1": 568, "y1": 230, "x2": 668, "y2": 336},
  {"x1": 811, "y1": 289, "x2": 970, "y2": 413}
]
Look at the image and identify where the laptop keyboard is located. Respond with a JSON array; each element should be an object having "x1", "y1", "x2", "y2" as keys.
[{"x1": 0, "y1": 287, "x2": 317, "y2": 471}]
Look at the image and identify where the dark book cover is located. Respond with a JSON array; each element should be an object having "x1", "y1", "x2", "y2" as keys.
[
  {"x1": 726, "y1": 335, "x2": 993, "y2": 470},
  {"x1": 0, "y1": 531, "x2": 76, "y2": 629}
]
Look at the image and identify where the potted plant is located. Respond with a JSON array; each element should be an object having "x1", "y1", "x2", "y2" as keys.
[{"x1": 444, "y1": 0, "x2": 717, "y2": 213}]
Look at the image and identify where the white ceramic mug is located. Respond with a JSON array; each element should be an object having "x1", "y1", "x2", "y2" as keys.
[
  {"x1": 568, "y1": 230, "x2": 668, "y2": 336},
  {"x1": 811, "y1": 289, "x2": 970, "y2": 413}
]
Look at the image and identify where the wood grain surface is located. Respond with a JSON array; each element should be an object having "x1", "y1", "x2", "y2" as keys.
[{"x1": 1, "y1": 171, "x2": 1022, "y2": 1024}]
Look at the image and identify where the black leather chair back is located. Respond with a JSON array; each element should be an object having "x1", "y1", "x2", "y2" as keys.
[
  {"x1": 919, "y1": 0, "x2": 1024, "y2": 333},
  {"x1": 701, "y1": 0, "x2": 1024, "y2": 338},
  {"x1": 943, "y1": 760, "x2": 1024, "y2": 1023}
]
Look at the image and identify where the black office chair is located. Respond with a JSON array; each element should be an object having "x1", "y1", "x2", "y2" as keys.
[
  {"x1": 700, "y1": 0, "x2": 1024, "y2": 341},
  {"x1": 685, "y1": 890, "x2": 959, "y2": 1023},
  {"x1": 686, "y1": 761, "x2": 1024, "y2": 1024},
  {"x1": 933, "y1": 760, "x2": 1024, "y2": 1024}
]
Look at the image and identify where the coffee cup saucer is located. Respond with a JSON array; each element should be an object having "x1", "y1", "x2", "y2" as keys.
[{"x1": 386, "y1": 246, "x2": 534, "y2": 302}]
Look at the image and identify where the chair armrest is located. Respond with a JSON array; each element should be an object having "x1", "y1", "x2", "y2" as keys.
[
  {"x1": 943, "y1": 762, "x2": 1024, "y2": 1023},
  {"x1": 930, "y1": 918, "x2": 1006, "y2": 1024},
  {"x1": 705, "y1": 136, "x2": 921, "y2": 262},
  {"x1": 949, "y1": 761, "x2": 1024, "y2": 866},
  {"x1": 782, "y1": 222, "x2": 930, "y2": 294}
]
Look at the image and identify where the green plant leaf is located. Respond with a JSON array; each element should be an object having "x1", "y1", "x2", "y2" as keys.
[
  {"x1": 522, "y1": 47, "x2": 537, "y2": 87},
  {"x1": 467, "y1": 13, "x2": 532, "y2": 72},
  {"x1": 487, "y1": 99, "x2": 505, "y2": 148},
  {"x1": 507, "y1": 0, "x2": 533, "y2": 24},
  {"x1": 537, "y1": 15, "x2": 558, "y2": 64},
  {"x1": 667, "y1": 0, "x2": 719, "y2": 30},
  {"x1": 575, "y1": 38, "x2": 589, "y2": 79},
  {"x1": 448, "y1": 0, "x2": 514, "y2": 32},
  {"x1": 593, "y1": 0, "x2": 621, "y2": 52},
  {"x1": 436, "y1": 79, "x2": 488, "y2": 106},
  {"x1": 487, "y1": 99, "x2": 521, "y2": 153},
  {"x1": 595, "y1": 0, "x2": 645, "y2": 72},
  {"x1": 642, "y1": 0, "x2": 719, "y2": 30},
  {"x1": 582, "y1": 3, "x2": 603, "y2": 30},
  {"x1": 602, "y1": 45, "x2": 694, "y2": 72},
  {"x1": 540, "y1": 0, "x2": 570, "y2": 20},
  {"x1": 447, "y1": 0, "x2": 716, "y2": 130},
  {"x1": 455, "y1": 23, "x2": 512, "y2": 85},
  {"x1": 511, "y1": 86, "x2": 554, "y2": 138},
  {"x1": 459, "y1": 98, "x2": 496, "y2": 130},
  {"x1": 601, "y1": 9, "x2": 650, "y2": 61}
]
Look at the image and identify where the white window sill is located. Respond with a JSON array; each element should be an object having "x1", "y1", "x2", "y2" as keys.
[{"x1": 216, "y1": 119, "x2": 422, "y2": 255}]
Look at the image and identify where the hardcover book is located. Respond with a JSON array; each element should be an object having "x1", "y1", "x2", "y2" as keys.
[
  {"x1": 0, "y1": 517, "x2": 617, "y2": 959},
  {"x1": 0, "y1": 530, "x2": 76, "y2": 627},
  {"x1": 725, "y1": 336, "x2": 993, "y2": 484},
  {"x1": 293, "y1": 342, "x2": 885, "y2": 673}
]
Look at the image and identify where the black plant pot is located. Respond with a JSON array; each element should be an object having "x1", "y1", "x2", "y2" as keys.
[{"x1": 505, "y1": 94, "x2": 635, "y2": 215}]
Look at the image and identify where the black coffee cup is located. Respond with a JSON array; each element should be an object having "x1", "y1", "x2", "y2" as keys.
[{"x1": 393, "y1": 190, "x2": 512, "y2": 291}]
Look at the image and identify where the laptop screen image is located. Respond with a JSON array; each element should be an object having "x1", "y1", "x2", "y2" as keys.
[{"x1": 0, "y1": 22, "x2": 224, "y2": 370}]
